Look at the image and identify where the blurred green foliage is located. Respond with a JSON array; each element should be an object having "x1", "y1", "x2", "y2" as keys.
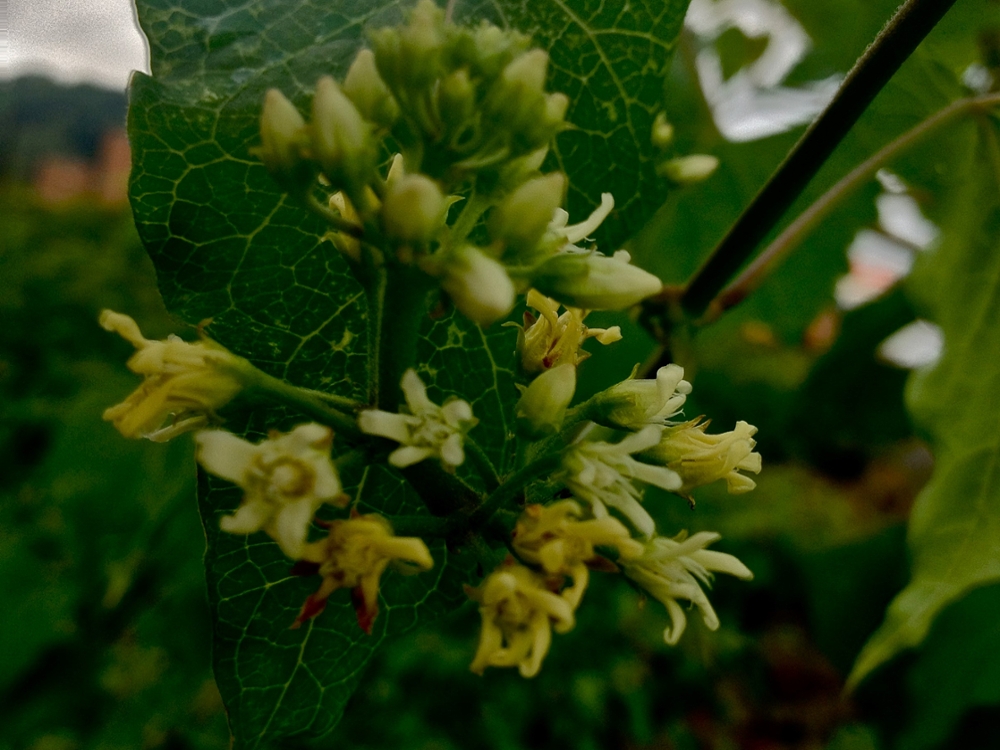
[{"x1": 5, "y1": 0, "x2": 1000, "y2": 747}]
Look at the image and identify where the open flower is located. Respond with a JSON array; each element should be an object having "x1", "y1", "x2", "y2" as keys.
[
  {"x1": 561, "y1": 425, "x2": 681, "y2": 538},
  {"x1": 468, "y1": 561, "x2": 575, "y2": 678},
  {"x1": 590, "y1": 364, "x2": 692, "y2": 430},
  {"x1": 358, "y1": 369, "x2": 477, "y2": 469},
  {"x1": 513, "y1": 500, "x2": 643, "y2": 608},
  {"x1": 623, "y1": 531, "x2": 752, "y2": 645},
  {"x1": 195, "y1": 423, "x2": 346, "y2": 559},
  {"x1": 642, "y1": 419, "x2": 761, "y2": 495},
  {"x1": 293, "y1": 513, "x2": 433, "y2": 632},
  {"x1": 512, "y1": 289, "x2": 622, "y2": 375},
  {"x1": 100, "y1": 310, "x2": 247, "y2": 441}
]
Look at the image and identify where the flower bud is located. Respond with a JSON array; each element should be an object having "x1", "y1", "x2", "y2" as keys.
[
  {"x1": 381, "y1": 173, "x2": 446, "y2": 243},
  {"x1": 441, "y1": 246, "x2": 516, "y2": 326},
  {"x1": 343, "y1": 48, "x2": 400, "y2": 128},
  {"x1": 489, "y1": 172, "x2": 565, "y2": 254},
  {"x1": 503, "y1": 49, "x2": 549, "y2": 93},
  {"x1": 258, "y1": 89, "x2": 312, "y2": 191},
  {"x1": 531, "y1": 250, "x2": 663, "y2": 310},
  {"x1": 437, "y1": 69, "x2": 477, "y2": 133},
  {"x1": 660, "y1": 154, "x2": 719, "y2": 184},
  {"x1": 515, "y1": 363, "x2": 577, "y2": 439},
  {"x1": 311, "y1": 75, "x2": 376, "y2": 190},
  {"x1": 651, "y1": 112, "x2": 674, "y2": 149},
  {"x1": 398, "y1": 0, "x2": 445, "y2": 89},
  {"x1": 589, "y1": 364, "x2": 692, "y2": 430}
]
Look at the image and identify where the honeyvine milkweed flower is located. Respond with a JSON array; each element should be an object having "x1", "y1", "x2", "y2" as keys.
[
  {"x1": 100, "y1": 310, "x2": 248, "y2": 442},
  {"x1": 195, "y1": 423, "x2": 346, "y2": 559},
  {"x1": 293, "y1": 513, "x2": 433, "y2": 632},
  {"x1": 513, "y1": 289, "x2": 622, "y2": 374},
  {"x1": 358, "y1": 369, "x2": 478, "y2": 469},
  {"x1": 561, "y1": 425, "x2": 682, "y2": 538},
  {"x1": 623, "y1": 531, "x2": 753, "y2": 645},
  {"x1": 468, "y1": 561, "x2": 575, "y2": 678},
  {"x1": 513, "y1": 500, "x2": 644, "y2": 608},
  {"x1": 642, "y1": 418, "x2": 762, "y2": 495},
  {"x1": 590, "y1": 364, "x2": 692, "y2": 430}
]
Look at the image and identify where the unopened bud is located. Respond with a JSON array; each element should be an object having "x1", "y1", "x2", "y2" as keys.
[
  {"x1": 531, "y1": 250, "x2": 663, "y2": 310},
  {"x1": 259, "y1": 89, "x2": 311, "y2": 191},
  {"x1": 343, "y1": 48, "x2": 400, "y2": 128},
  {"x1": 489, "y1": 172, "x2": 565, "y2": 253},
  {"x1": 660, "y1": 154, "x2": 718, "y2": 184},
  {"x1": 516, "y1": 363, "x2": 577, "y2": 439},
  {"x1": 438, "y1": 69, "x2": 476, "y2": 131},
  {"x1": 398, "y1": 0, "x2": 445, "y2": 89},
  {"x1": 651, "y1": 113, "x2": 674, "y2": 149},
  {"x1": 441, "y1": 246, "x2": 516, "y2": 326},
  {"x1": 381, "y1": 174, "x2": 446, "y2": 243},
  {"x1": 503, "y1": 49, "x2": 549, "y2": 93},
  {"x1": 311, "y1": 76, "x2": 376, "y2": 190}
]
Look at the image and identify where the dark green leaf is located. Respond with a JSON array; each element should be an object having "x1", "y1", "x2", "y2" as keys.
[{"x1": 128, "y1": 0, "x2": 695, "y2": 744}]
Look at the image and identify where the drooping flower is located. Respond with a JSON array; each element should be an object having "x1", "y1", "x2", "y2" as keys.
[
  {"x1": 467, "y1": 561, "x2": 575, "y2": 678},
  {"x1": 642, "y1": 419, "x2": 761, "y2": 495},
  {"x1": 513, "y1": 500, "x2": 643, "y2": 608},
  {"x1": 100, "y1": 310, "x2": 248, "y2": 442},
  {"x1": 195, "y1": 423, "x2": 346, "y2": 559},
  {"x1": 358, "y1": 369, "x2": 478, "y2": 469},
  {"x1": 513, "y1": 289, "x2": 621, "y2": 375},
  {"x1": 561, "y1": 425, "x2": 681, "y2": 538},
  {"x1": 589, "y1": 364, "x2": 692, "y2": 430},
  {"x1": 623, "y1": 531, "x2": 752, "y2": 645},
  {"x1": 293, "y1": 513, "x2": 433, "y2": 632}
]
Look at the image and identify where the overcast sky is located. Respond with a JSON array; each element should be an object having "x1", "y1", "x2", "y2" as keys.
[{"x1": 2, "y1": 0, "x2": 150, "y2": 90}]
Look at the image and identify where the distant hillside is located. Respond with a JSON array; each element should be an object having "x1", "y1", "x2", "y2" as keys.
[{"x1": 0, "y1": 76, "x2": 127, "y2": 182}]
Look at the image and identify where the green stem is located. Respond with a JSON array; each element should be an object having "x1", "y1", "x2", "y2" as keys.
[
  {"x1": 371, "y1": 264, "x2": 434, "y2": 410},
  {"x1": 400, "y1": 460, "x2": 482, "y2": 517},
  {"x1": 703, "y1": 92, "x2": 1000, "y2": 321},
  {"x1": 448, "y1": 191, "x2": 490, "y2": 248},
  {"x1": 245, "y1": 369, "x2": 360, "y2": 438},
  {"x1": 679, "y1": 0, "x2": 959, "y2": 318},
  {"x1": 466, "y1": 452, "x2": 563, "y2": 531}
]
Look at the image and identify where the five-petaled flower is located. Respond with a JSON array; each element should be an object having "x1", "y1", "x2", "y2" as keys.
[
  {"x1": 642, "y1": 418, "x2": 762, "y2": 495},
  {"x1": 468, "y1": 560, "x2": 575, "y2": 678},
  {"x1": 100, "y1": 310, "x2": 247, "y2": 442},
  {"x1": 513, "y1": 289, "x2": 621, "y2": 374},
  {"x1": 358, "y1": 369, "x2": 477, "y2": 469},
  {"x1": 293, "y1": 513, "x2": 434, "y2": 632},
  {"x1": 623, "y1": 531, "x2": 752, "y2": 645},
  {"x1": 513, "y1": 500, "x2": 643, "y2": 608},
  {"x1": 561, "y1": 425, "x2": 681, "y2": 538},
  {"x1": 195, "y1": 423, "x2": 347, "y2": 559}
]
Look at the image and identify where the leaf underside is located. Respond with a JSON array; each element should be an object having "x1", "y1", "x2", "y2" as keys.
[{"x1": 127, "y1": 0, "x2": 691, "y2": 745}]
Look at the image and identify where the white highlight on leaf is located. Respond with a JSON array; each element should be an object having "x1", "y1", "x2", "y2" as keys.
[
  {"x1": 879, "y1": 320, "x2": 944, "y2": 370},
  {"x1": 685, "y1": 0, "x2": 841, "y2": 142}
]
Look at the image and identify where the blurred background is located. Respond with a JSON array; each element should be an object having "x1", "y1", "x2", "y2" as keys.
[{"x1": 2, "y1": 0, "x2": 999, "y2": 748}]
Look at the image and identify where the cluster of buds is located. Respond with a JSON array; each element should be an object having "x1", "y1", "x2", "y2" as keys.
[{"x1": 257, "y1": 0, "x2": 665, "y2": 329}]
